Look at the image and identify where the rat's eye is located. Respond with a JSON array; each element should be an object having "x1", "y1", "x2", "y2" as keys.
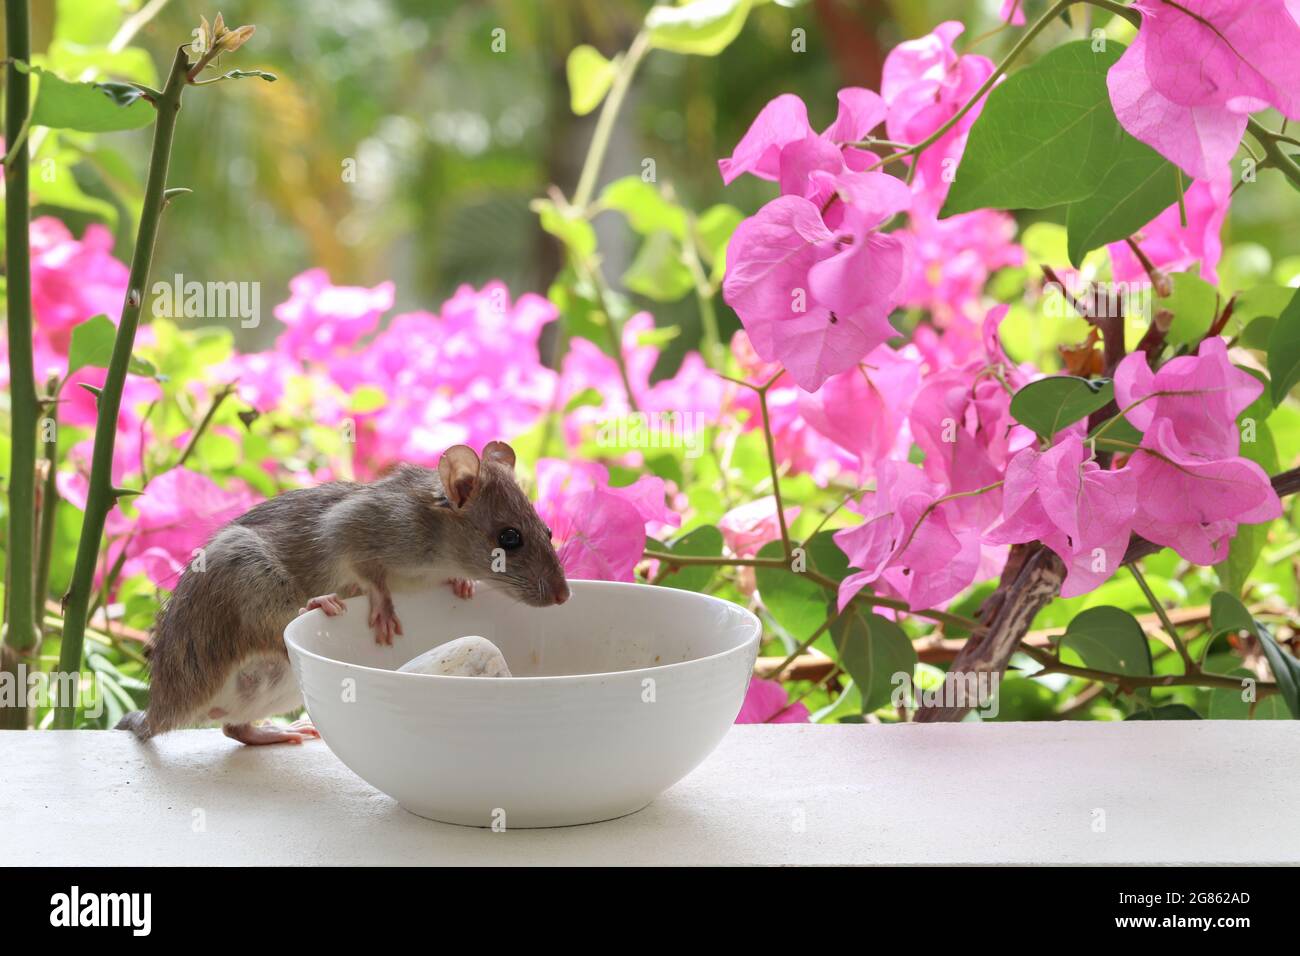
[{"x1": 498, "y1": 527, "x2": 523, "y2": 551}]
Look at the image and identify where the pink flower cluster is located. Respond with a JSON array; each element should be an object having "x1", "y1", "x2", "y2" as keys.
[
  {"x1": 719, "y1": 22, "x2": 1009, "y2": 393},
  {"x1": 1108, "y1": 0, "x2": 1300, "y2": 181},
  {"x1": 836, "y1": 330, "x2": 1279, "y2": 608}
]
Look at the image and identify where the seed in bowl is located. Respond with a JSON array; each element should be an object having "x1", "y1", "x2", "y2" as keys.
[{"x1": 397, "y1": 636, "x2": 512, "y2": 677}]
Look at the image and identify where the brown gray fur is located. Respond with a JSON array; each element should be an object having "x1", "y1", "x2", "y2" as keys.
[{"x1": 117, "y1": 441, "x2": 567, "y2": 742}]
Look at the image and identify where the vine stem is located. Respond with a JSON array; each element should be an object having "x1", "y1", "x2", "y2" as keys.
[
  {"x1": 641, "y1": 549, "x2": 980, "y2": 631},
  {"x1": 572, "y1": 31, "x2": 650, "y2": 211},
  {"x1": 1128, "y1": 562, "x2": 1194, "y2": 672},
  {"x1": 54, "y1": 45, "x2": 191, "y2": 729},
  {"x1": 1019, "y1": 643, "x2": 1275, "y2": 694},
  {"x1": 1, "y1": 0, "x2": 35, "y2": 730},
  {"x1": 1246, "y1": 116, "x2": 1300, "y2": 192}
]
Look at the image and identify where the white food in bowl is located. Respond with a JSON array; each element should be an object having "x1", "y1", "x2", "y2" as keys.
[
  {"x1": 397, "y1": 635, "x2": 512, "y2": 678},
  {"x1": 284, "y1": 579, "x2": 760, "y2": 827}
]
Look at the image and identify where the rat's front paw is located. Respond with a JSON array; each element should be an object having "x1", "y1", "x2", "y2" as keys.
[
  {"x1": 368, "y1": 600, "x2": 403, "y2": 645},
  {"x1": 302, "y1": 593, "x2": 347, "y2": 617},
  {"x1": 447, "y1": 577, "x2": 476, "y2": 600}
]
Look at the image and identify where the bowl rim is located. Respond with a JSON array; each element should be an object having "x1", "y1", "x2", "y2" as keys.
[{"x1": 283, "y1": 578, "x2": 762, "y2": 685}]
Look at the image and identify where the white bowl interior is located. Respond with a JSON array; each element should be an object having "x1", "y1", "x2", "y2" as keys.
[{"x1": 289, "y1": 579, "x2": 757, "y2": 678}]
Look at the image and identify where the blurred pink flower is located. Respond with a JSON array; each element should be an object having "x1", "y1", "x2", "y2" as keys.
[
  {"x1": 30, "y1": 217, "x2": 128, "y2": 353},
  {"x1": 736, "y1": 676, "x2": 810, "y2": 724},
  {"x1": 719, "y1": 496, "x2": 801, "y2": 558},
  {"x1": 274, "y1": 268, "x2": 394, "y2": 362},
  {"x1": 330, "y1": 283, "x2": 558, "y2": 472},
  {"x1": 882, "y1": 22, "x2": 996, "y2": 218},
  {"x1": 901, "y1": 209, "x2": 1022, "y2": 330}
]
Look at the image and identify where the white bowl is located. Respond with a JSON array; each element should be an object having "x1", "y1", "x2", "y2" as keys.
[{"x1": 283, "y1": 580, "x2": 760, "y2": 827}]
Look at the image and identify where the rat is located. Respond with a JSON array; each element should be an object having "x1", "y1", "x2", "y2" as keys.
[{"x1": 116, "y1": 440, "x2": 568, "y2": 746}]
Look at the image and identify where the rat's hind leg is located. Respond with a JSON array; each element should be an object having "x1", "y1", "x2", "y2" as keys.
[
  {"x1": 223, "y1": 721, "x2": 319, "y2": 746},
  {"x1": 207, "y1": 651, "x2": 317, "y2": 746}
]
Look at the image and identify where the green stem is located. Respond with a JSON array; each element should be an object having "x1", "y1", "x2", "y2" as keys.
[
  {"x1": 572, "y1": 31, "x2": 650, "y2": 210},
  {"x1": 1246, "y1": 116, "x2": 1300, "y2": 191},
  {"x1": 54, "y1": 45, "x2": 191, "y2": 729},
  {"x1": 640, "y1": 550, "x2": 980, "y2": 631},
  {"x1": 1020, "y1": 643, "x2": 1270, "y2": 694},
  {"x1": 33, "y1": 376, "x2": 61, "y2": 638},
  {"x1": 1128, "y1": 562, "x2": 1194, "y2": 672},
  {"x1": 2, "y1": 0, "x2": 36, "y2": 731},
  {"x1": 682, "y1": 213, "x2": 723, "y2": 369},
  {"x1": 756, "y1": 381, "x2": 791, "y2": 556}
]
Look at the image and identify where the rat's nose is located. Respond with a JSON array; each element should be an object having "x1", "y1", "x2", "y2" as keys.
[{"x1": 552, "y1": 580, "x2": 570, "y2": 605}]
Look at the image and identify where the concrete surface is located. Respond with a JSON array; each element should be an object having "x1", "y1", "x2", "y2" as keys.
[{"x1": 2, "y1": 722, "x2": 1296, "y2": 865}]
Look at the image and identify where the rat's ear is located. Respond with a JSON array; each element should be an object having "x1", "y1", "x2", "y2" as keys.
[
  {"x1": 482, "y1": 440, "x2": 516, "y2": 471},
  {"x1": 437, "y1": 445, "x2": 481, "y2": 509}
]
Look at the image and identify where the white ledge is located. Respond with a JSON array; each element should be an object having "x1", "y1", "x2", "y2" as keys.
[{"x1": 2, "y1": 722, "x2": 1296, "y2": 865}]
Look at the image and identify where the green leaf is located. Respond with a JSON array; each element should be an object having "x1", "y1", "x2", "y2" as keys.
[
  {"x1": 694, "y1": 203, "x2": 744, "y2": 281},
  {"x1": 1058, "y1": 605, "x2": 1153, "y2": 677},
  {"x1": 622, "y1": 231, "x2": 695, "y2": 302},
  {"x1": 563, "y1": 387, "x2": 603, "y2": 413},
  {"x1": 658, "y1": 526, "x2": 723, "y2": 592},
  {"x1": 1208, "y1": 668, "x2": 1288, "y2": 719},
  {"x1": 1065, "y1": 139, "x2": 1181, "y2": 267},
  {"x1": 1009, "y1": 375, "x2": 1113, "y2": 440},
  {"x1": 1209, "y1": 591, "x2": 1256, "y2": 640},
  {"x1": 216, "y1": 69, "x2": 277, "y2": 82},
  {"x1": 598, "y1": 176, "x2": 688, "y2": 239},
  {"x1": 646, "y1": 0, "x2": 753, "y2": 56},
  {"x1": 532, "y1": 199, "x2": 596, "y2": 260},
  {"x1": 1162, "y1": 272, "x2": 1219, "y2": 347},
  {"x1": 566, "y1": 45, "x2": 616, "y2": 116},
  {"x1": 1125, "y1": 703, "x2": 1201, "y2": 720},
  {"x1": 1208, "y1": 592, "x2": 1299, "y2": 718},
  {"x1": 30, "y1": 66, "x2": 155, "y2": 132},
  {"x1": 830, "y1": 607, "x2": 917, "y2": 714},
  {"x1": 755, "y1": 540, "x2": 829, "y2": 643},
  {"x1": 66, "y1": 314, "x2": 116, "y2": 374},
  {"x1": 1266, "y1": 287, "x2": 1300, "y2": 405},
  {"x1": 942, "y1": 41, "x2": 1132, "y2": 216}
]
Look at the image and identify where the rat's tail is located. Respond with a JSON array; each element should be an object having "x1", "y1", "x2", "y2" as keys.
[{"x1": 115, "y1": 710, "x2": 153, "y2": 741}]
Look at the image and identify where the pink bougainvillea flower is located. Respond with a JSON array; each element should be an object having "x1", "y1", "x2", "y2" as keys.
[
  {"x1": 1107, "y1": 173, "x2": 1230, "y2": 285},
  {"x1": 901, "y1": 209, "x2": 1023, "y2": 330},
  {"x1": 1107, "y1": 0, "x2": 1300, "y2": 180},
  {"x1": 1127, "y1": 419, "x2": 1280, "y2": 564},
  {"x1": 718, "y1": 495, "x2": 801, "y2": 558},
  {"x1": 987, "y1": 435, "x2": 1138, "y2": 597},
  {"x1": 213, "y1": 349, "x2": 302, "y2": 413},
  {"x1": 110, "y1": 468, "x2": 260, "y2": 589},
  {"x1": 718, "y1": 88, "x2": 887, "y2": 185},
  {"x1": 881, "y1": 22, "x2": 996, "y2": 218},
  {"x1": 327, "y1": 284, "x2": 558, "y2": 472},
  {"x1": 797, "y1": 343, "x2": 921, "y2": 476},
  {"x1": 274, "y1": 268, "x2": 395, "y2": 362},
  {"x1": 534, "y1": 459, "x2": 678, "y2": 582},
  {"x1": 722, "y1": 173, "x2": 910, "y2": 391},
  {"x1": 1000, "y1": 0, "x2": 1027, "y2": 25},
  {"x1": 833, "y1": 460, "x2": 983, "y2": 612},
  {"x1": 30, "y1": 217, "x2": 128, "y2": 350},
  {"x1": 736, "y1": 676, "x2": 810, "y2": 723},
  {"x1": 1112, "y1": 336, "x2": 1262, "y2": 458}
]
